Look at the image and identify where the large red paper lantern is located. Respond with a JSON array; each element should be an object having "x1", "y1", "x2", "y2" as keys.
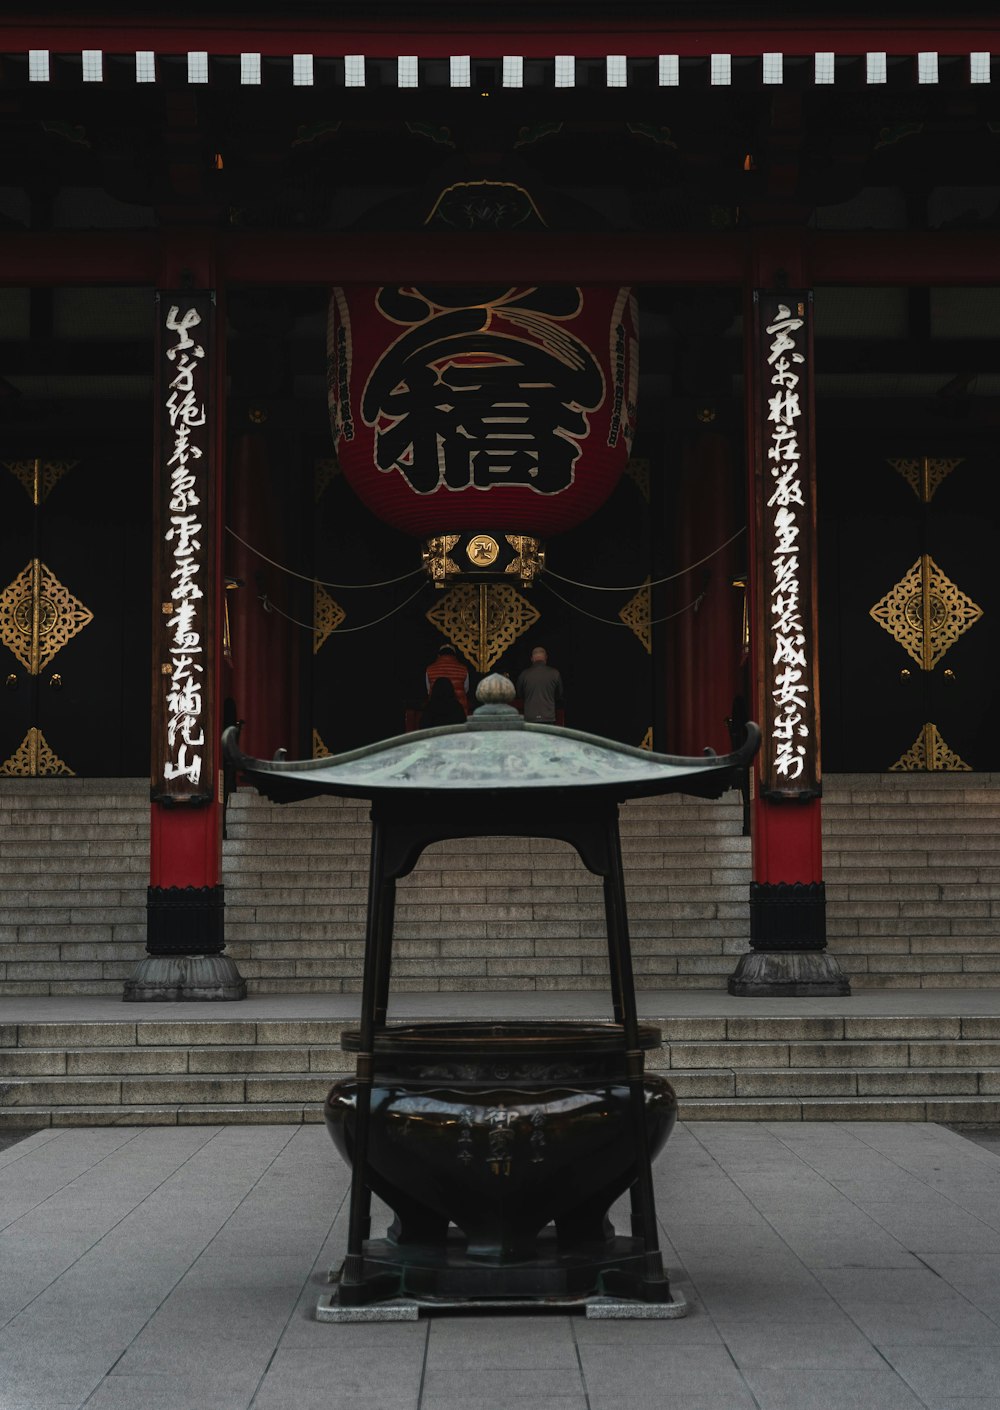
[{"x1": 327, "y1": 284, "x2": 637, "y2": 539}]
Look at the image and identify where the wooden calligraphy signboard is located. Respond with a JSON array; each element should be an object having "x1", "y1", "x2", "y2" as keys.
[
  {"x1": 151, "y1": 292, "x2": 216, "y2": 805},
  {"x1": 752, "y1": 290, "x2": 821, "y2": 800}
]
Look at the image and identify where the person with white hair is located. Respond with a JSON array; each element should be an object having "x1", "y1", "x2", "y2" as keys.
[{"x1": 516, "y1": 646, "x2": 564, "y2": 724}]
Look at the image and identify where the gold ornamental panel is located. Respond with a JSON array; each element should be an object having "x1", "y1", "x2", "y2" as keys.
[
  {"x1": 3, "y1": 458, "x2": 78, "y2": 505},
  {"x1": 887, "y1": 457, "x2": 962, "y2": 503},
  {"x1": 0, "y1": 560, "x2": 94, "y2": 674},
  {"x1": 503, "y1": 535, "x2": 544, "y2": 587},
  {"x1": 619, "y1": 578, "x2": 652, "y2": 654},
  {"x1": 869, "y1": 555, "x2": 982, "y2": 671},
  {"x1": 638, "y1": 726, "x2": 653, "y2": 751},
  {"x1": 422, "y1": 534, "x2": 461, "y2": 587},
  {"x1": 313, "y1": 583, "x2": 346, "y2": 654},
  {"x1": 426, "y1": 582, "x2": 539, "y2": 674},
  {"x1": 890, "y1": 723, "x2": 971, "y2": 772},
  {"x1": 0, "y1": 727, "x2": 74, "y2": 777},
  {"x1": 312, "y1": 728, "x2": 332, "y2": 759}
]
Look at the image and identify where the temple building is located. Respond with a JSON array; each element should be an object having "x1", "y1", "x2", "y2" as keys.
[{"x1": 0, "y1": 1, "x2": 998, "y2": 1017}]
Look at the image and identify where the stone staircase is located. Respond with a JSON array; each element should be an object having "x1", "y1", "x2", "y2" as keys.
[
  {"x1": 2, "y1": 774, "x2": 999, "y2": 997},
  {"x1": 824, "y1": 773, "x2": 1000, "y2": 988},
  {"x1": 222, "y1": 789, "x2": 751, "y2": 993},
  {"x1": 3, "y1": 1012, "x2": 1000, "y2": 1126}
]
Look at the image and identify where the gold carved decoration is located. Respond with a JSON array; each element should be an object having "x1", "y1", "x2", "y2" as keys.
[
  {"x1": 619, "y1": 578, "x2": 652, "y2": 653},
  {"x1": 869, "y1": 555, "x2": 982, "y2": 670},
  {"x1": 0, "y1": 560, "x2": 93, "y2": 674},
  {"x1": 504, "y1": 535, "x2": 545, "y2": 587},
  {"x1": 313, "y1": 583, "x2": 345, "y2": 654},
  {"x1": 312, "y1": 728, "x2": 332, "y2": 759},
  {"x1": 625, "y1": 457, "x2": 651, "y2": 502},
  {"x1": 426, "y1": 582, "x2": 539, "y2": 674},
  {"x1": 888, "y1": 457, "x2": 963, "y2": 503},
  {"x1": 3, "y1": 459, "x2": 78, "y2": 505},
  {"x1": 422, "y1": 535, "x2": 462, "y2": 588},
  {"x1": 0, "y1": 728, "x2": 75, "y2": 777},
  {"x1": 639, "y1": 726, "x2": 653, "y2": 751},
  {"x1": 890, "y1": 723, "x2": 971, "y2": 773},
  {"x1": 467, "y1": 534, "x2": 499, "y2": 567},
  {"x1": 314, "y1": 457, "x2": 339, "y2": 502}
]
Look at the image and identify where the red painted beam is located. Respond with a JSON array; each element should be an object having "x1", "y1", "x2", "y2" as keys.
[
  {"x1": 2, "y1": 230, "x2": 1000, "y2": 287},
  {"x1": 0, "y1": 16, "x2": 997, "y2": 57}
]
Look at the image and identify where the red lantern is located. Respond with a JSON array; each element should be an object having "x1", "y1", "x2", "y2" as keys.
[{"x1": 327, "y1": 284, "x2": 637, "y2": 539}]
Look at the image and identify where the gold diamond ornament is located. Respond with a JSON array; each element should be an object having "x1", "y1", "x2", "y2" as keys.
[
  {"x1": 624, "y1": 457, "x2": 651, "y2": 502},
  {"x1": 314, "y1": 457, "x2": 340, "y2": 502},
  {"x1": 3, "y1": 459, "x2": 78, "y2": 504},
  {"x1": 426, "y1": 582, "x2": 539, "y2": 674},
  {"x1": 0, "y1": 560, "x2": 94, "y2": 674},
  {"x1": 869, "y1": 555, "x2": 982, "y2": 670},
  {"x1": 313, "y1": 583, "x2": 346, "y2": 654},
  {"x1": 888, "y1": 457, "x2": 962, "y2": 503},
  {"x1": 619, "y1": 578, "x2": 652, "y2": 653},
  {"x1": 890, "y1": 723, "x2": 971, "y2": 772},
  {"x1": 0, "y1": 727, "x2": 75, "y2": 777}
]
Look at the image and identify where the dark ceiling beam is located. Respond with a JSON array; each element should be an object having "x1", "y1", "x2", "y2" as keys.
[
  {"x1": 4, "y1": 337, "x2": 999, "y2": 378},
  {"x1": 1, "y1": 229, "x2": 1000, "y2": 286}
]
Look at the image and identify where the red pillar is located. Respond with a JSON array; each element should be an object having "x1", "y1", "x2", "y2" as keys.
[
  {"x1": 225, "y1": 431, "x2": 300, "y2": 761},
  {"x1": 667, "y1": 429, "x2": 745, "y2": 757},
  {"x1": 728, "y1": 235, "x2": 848, "y2": 996},
  {"x1": 124, "y1": 235, "x2": 244, "y2": 1000}
]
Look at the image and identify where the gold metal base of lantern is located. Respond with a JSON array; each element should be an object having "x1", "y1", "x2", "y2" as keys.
[{"x1": 422, "y1": 533, "x2": 545, "y2": 588}]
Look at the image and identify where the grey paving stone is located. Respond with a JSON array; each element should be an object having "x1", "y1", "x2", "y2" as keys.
[
  {"x1": 84, "y1": 1380, "x2": 255, "y2": 1410},
  {"x1": 578, "y1": 1343, "x2": 754, "y2": 1399},
  {"x1": 879, "y1": 1345, "x2": 1000, "y2": 1402},
  {"x1": 814, "y1": 1267, "x2": 1000, "y2": 1346},
  {"x1": 421, "y1": 1367, "x2": 585, "y2": 1407},
  {"x1": 912, "y1": 1252, "x2": 1000, "y2": 1320},
  {"x1": 423, "y1": 1314, "x2": 579, "y2": 1368},
  {"x1": 741, "y1": 1367, "x2": 927, "y2": 1410}
]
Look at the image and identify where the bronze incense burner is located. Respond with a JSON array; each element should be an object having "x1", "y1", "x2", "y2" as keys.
[{"x1": 224, "y1": 682, "x2": 759, "y2": 1316}]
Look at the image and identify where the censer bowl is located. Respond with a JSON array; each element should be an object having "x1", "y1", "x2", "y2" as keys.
[{"x1": 325, "y1": 1021, "x2": 676, "y2": 1263}]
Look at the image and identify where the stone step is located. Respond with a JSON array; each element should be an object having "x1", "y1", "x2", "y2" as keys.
[
  {"x1": 5, "y1": 1093, "x2": 1000, "y2": 1127},
  {"x1": 667, "y1": 1068, "x2": 999, "y2": 1099},
  {"x1": 4, "y1": 1068, "x2": 998, "y2": 1107},
  {"x1": 4, "y1": 1013, "x2": 998, "y2": 1048}
]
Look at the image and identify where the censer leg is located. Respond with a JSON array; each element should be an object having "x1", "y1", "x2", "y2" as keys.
[
  {"x1": 605, "y1": 816, "x2": 672, "y2": 1300},
  {"x1": 340, "y1": 819, "x2": 387, "y2": 1298},
  {"x1": 373, "y1": 879, "x2": 396, "y2": 1028}
]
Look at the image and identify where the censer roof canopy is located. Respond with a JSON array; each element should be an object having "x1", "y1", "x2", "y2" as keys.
[{"x1": 223, "y1": 709, "x2": 760, "y2": 805}]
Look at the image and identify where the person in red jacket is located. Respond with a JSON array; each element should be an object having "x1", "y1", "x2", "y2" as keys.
[{"x1": 425, "y1": 644, "x2": 470, "y2": 714}]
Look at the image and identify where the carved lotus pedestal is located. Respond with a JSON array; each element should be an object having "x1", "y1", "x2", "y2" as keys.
[{"x1": 325, "y1": 1021, "x2": 677, "y2": 1306}]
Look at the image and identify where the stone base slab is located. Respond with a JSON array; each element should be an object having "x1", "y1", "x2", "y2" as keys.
[
  {"x1": 122, "y1": 955, "x2": 247, "y2": 1002},
  {"x1": 728, "y1": 950, "x2": 851, "y2": 997},
  {"x1": 315, "y1": 1291, "x2": 688, "y2": 1321}
]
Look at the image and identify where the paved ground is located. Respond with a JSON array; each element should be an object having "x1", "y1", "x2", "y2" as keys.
[{"x1": 2, "y1": 1122, "x2": 1000, "y2": 1410}]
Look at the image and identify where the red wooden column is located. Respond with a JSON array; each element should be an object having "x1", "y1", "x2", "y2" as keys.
[
  {"x1": 124, "y1": 239, "x2": 244, "y2": 1000},
  {"x1": 728, "y1": 241, "x2": 849, "y2": 996}
]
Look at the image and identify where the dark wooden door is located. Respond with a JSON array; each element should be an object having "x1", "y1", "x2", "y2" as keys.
[
  {"x1": 819, "y1": 442, "x2": 998, "y2": 772},
  {"x1": 308, "y1": 449, "x2": 657, "y2": 754},
  {"x1": 0, "y1": 450, "x2": 151, "y2": 777}
]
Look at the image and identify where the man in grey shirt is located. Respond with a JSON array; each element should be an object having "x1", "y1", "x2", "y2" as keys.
[{"x1": 516, "y1": 646, "x2": 564, "y2": 723}]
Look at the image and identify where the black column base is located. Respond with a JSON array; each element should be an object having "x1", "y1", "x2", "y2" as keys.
[
  {"x1": 145, "y1": 884, "x2": 226, "y2": 955},
  {"x1": 123, "y1": 885, "x2": 246, "y2": 1001},
  {"x1": 728, "y1": 882, "x2": 850, "y2": 997}
]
